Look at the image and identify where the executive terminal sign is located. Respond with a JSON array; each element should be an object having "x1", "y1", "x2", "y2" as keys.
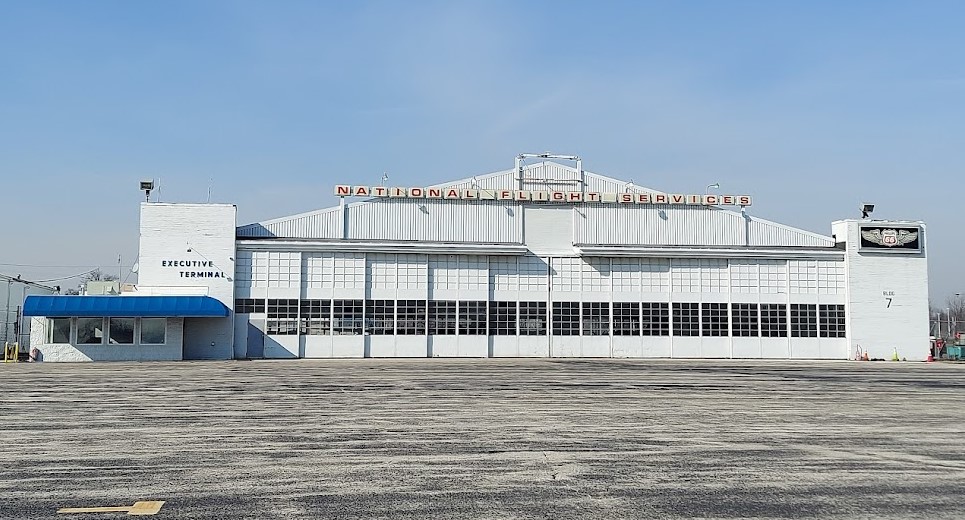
[{"x1": 335, "y1": 185, "x2": 752, "y2": 206}]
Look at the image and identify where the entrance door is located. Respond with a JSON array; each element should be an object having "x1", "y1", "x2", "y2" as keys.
[{"x1": 247, "y1": 320, "x2": 265, "y2": 358}]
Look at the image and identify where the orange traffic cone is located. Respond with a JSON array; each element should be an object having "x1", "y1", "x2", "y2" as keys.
[
  {"x1": 862, "y1": 351, "x2": 869, "y2": 361},
  {"x1": 927, "y1": 353, "x2": 934, "y2": 362}
]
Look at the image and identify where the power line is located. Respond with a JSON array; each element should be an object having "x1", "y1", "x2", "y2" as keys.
[
  {"x1": 0, "y1": 262, "x2": 136, "y2": 268},
  {"x1": 31, "y1": 268, "x2": 102, "y2": 283}
]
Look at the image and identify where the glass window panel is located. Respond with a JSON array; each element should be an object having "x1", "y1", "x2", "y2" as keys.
[
  {"x1": 552, "y1": 302, "x2": 580, "y2": 336},
  {"x1": 140, "y1": 318, "x2": 166, "y2": 344},
  {"x1": 519, "y1": 302, "x2": 547, "y2": 336},
  {"x1": 47, "y1": 318, "x2": 71, "y2": 343},
  {"x1": 672, "y1": 303, "x2": 700, "y2": 337},
  {"x1": 109, "y1": 318, "x2": 135, "y2": 344},
  {"x1": 458, "y1": 301, "x2": 488, "y2": 335},
  {"x1": 77, "y1": 318, "x2": 104, "y2": 344}
]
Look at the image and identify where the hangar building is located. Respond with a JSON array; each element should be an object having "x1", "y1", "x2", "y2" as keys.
[{"x1": 25, "y1": 155, "x2": 929, "y2": 361}]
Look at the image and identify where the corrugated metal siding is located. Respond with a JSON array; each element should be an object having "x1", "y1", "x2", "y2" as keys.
[
  {"x1": 237, "y1": 207, "x2": 342, "y2": 238},
  {"x1": 747, "y1": 218, "x2": 834, "y2": 247},
  {"x1": 346, "y1": 199, "x2": 521, "y2": 243},
  {"x1": 575, "y1": 205, "x2": 834, "y2": 247},
  {"x1": 235, "y1": 161, "x2": 832, "y2": 247}
]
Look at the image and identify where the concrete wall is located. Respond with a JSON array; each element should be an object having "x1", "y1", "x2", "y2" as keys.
[
  {"x1": 139, "y1": 203, "x2": 236, "y2": 359},
  {"x1": 833, "y1": 219, "x2": 929, "y2": 361},
  {"x1": 29, "y1": 316, "x2": 184, "y2": 362}
]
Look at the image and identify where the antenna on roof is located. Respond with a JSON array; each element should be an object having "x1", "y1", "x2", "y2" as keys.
[{"x1": 380, "y1": 172, "x2": 389, "y2": 186}]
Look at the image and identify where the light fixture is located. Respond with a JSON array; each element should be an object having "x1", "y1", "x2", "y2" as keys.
[
  {"x1": 860, "y1": 203, "x2": 875, "y2": 219},
  {"x1": 140, "y1": 179, "x2": 155, "y2": 202},
  {"x1": 706, "y1": 182, "x2": 720, "y2": 194}
]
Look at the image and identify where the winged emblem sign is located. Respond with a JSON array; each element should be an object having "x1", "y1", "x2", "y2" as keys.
[{"x1": 861, "y1": 228, "x2": 918, "y2": 247}]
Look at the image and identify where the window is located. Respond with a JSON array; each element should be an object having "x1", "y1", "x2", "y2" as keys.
[
  {"x1": 760, "y1": 260, "x2": 788, "y2": 294},
  {"x1": 303, "y1": 253, "x2": 334, "y2": 289},
  {"x1": 552, "y1": 302, "x2": 581, "y2": 335},
  {"x1": 140, "y1": 318, "x2": 166, "y2": 344},
  {"x1": 430, "y1": 256, "x2": 459, "y2": 290},
  {"x1": 582, "y1": 302, "x2": 610, "y2": 336},
  {"x1": 613, "y1": 302, "x2": 640, "y2": 336},
  {"x1": 490, "y1": 257, "x2": 517, "y2": 291},
  {"x1": 517, "y1": 256, "x2": 548, "y2": 291},
  {"x1": 267, "y1": 251, "x2": 299, "y2": 288},
  {"x1": 730, "y1": 260, "x2": 760, "y2": 294},
  {"x1": 671, "y1": 259, "x2": 701, "y2": 293},
  {"x1": 552, "y1": 258, "x2": 582, "y2": 292},
  {"x1": 790, "y1": 304, "x2": 818, "y2": 338},
  {"x1": 699, "y1": 259, "x2": 728, "y2": 292},
  {"x1": 701, "y1": 303, "x2": 729, "y2": 336},
  {"x1": 300, "y1": 299, "x2": 331, "y2": 335},
  {"x1": 672, "y1": 303, "x2": 700, "y2": 337},
  {"x1": 428, "y1": 301, "x2": 457, "y2": 335},
  {"x1": 77, "y1": 318, "x2": 105, "y2": 344},
  {"x1": 611, "y1": 259, "x2": 641, "y2": 292},
  {"x1": 732, "y1": 304, "x2": 759, "y2": 337},
  {"x1": 333, "y1": 254, "x2": 365, "y2": 289},
  {"x1": 366, "y1": 300, "x2": 395, "y2": 335},
  {"x1": 641, "y1": 302, "x2": 669, "y2": 336},
  {"x1": 333, "y1": 300, "x2": 364, "y2": 335},
  {"x1": 235, "y1": 298, "x2": 265, "y2": 314},
  {"x1": 109, "y1": 318, "x2": 135, "y2": 344},
  {"x1": 641, "y1": 259, "x2": 670, "y2": 292},
  {"x1": 458, "y1": 301, "x2": 487, "y2": 335},
  {"x1": 267, "y1": 299, "x2": 299, "y2": 335},
  {"x1": 489, "y1": 301, "x2": 517, "y2": 335},
  {"x1": 819, "y1": 304, "x2": 846, "y2": 338},
  {"x1": 47, "y1": 318, "x2": 70, "y2": 343},
  {"x1": 396, "y1": 300, "x2": 426, "y2": 335},
  {"x1": 458, "y1": 256, "x2": 488, "y2": 290},
  {"x1": 761, "y1": 304, "x2": 788, "y2": 337},
  {"x1": 368, "y1": 254, "x2": 398, "y2": 289},
  {"x1": 519, "y1": 301, "x2": 547, "y2": 336},
  {"x1": 582, "y1": 259, "x2": 610, "y2": 293}
]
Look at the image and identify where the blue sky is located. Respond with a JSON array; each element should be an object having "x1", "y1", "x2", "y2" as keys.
[{"x1": 1, "y1": 1, "x2": 962, "y2": 303}]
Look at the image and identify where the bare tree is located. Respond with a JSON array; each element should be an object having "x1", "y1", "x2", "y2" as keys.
[{"x1": 63, "y1": 269, "x2": 119, "y2": 295}]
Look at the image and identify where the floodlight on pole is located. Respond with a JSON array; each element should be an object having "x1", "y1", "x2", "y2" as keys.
[{"x1": 861, "y1": 203, "x2": 875, "y2": 219}]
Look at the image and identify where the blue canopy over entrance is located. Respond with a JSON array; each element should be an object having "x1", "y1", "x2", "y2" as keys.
[{"x1": 22, "y1": 295, "x2": 230, "y2": 318}]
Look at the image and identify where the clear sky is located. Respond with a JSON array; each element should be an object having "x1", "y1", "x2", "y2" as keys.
[{"x1": 1, "y1": 1, "x2": 962, "y2": 304}]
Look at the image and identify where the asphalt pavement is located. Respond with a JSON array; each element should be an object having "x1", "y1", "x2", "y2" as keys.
[{"x1": 1, "y1": 359, "x2": 964, "y2": 519}]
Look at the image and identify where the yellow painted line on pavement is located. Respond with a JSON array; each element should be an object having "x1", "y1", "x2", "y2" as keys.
[{"x1": 57, "y1": 500, "x2": 165, "y2": 515}]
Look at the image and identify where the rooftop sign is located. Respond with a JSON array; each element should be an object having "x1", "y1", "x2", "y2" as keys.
[{"x1": 334, "y1": 185, "x2": 751, "y2": 206}]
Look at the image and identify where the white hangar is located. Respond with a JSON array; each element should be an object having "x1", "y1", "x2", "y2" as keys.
[{"x1": 26, "y1": 155, "x2": 929, "y2": 361}]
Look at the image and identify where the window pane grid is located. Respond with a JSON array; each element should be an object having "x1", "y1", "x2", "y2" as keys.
[
  {"x1": 519, "y1": 301, "x2": 547, "y2": 336},
  {"x1": 489, "y1": 301, "x2": 517, "y2": 335},
  {"x1": 333, "y1": 299, "x2": 364, "y2": 335},
  {"x1": 819, "y1": 304, "x2": 846, "y2": 338},
  {"x1": 396, "y1": 300, "x2": 426, "y2": 335},
  {"x1": 428, "y1": 300, "x2": 458, "y2": 335},
  {"x1": 459, "y1": 301, "x2": 488, "y2": 335},
  {"x1": 701, "y1": 303, "x2": 729, "y2": 336},
  {"x1": 761, "y1": 304, "x2": 788, "y2": 337},
  {"x1": 790, "y1": 304, "x2": 818, "y2": 338},
  {"x1": 732, "y1": 303, "x2": 760, "y2": 337},
  {"x1": 366, "y1": 299, "x2": 395, "y2": 335},
  {"x1": 672, "y1": 303, "x2": 700, "y2": 336},
  {"x1": 642, "y1": 302, "x2": 670, "y2": 336},
  {"x1": 582, "y1": 302, "x2": 610, "y2": 336},
  {"x1": 613, "y1": 302, "x2": 640, "y2": 336},
  {"x1": 552, "y1": 302, "x2": 581, "y2": 335}
]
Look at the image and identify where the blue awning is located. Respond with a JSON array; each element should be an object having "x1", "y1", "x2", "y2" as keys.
[{"x1": 22, "y1": 295, "x2": 230, "y2": 318}]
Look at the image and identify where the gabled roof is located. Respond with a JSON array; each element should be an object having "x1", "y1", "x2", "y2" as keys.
[{"x1": 236, "y1": 162, "x2": 835, "y2": 248}]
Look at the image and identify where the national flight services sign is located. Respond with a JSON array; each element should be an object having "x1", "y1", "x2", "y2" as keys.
[{"x1": 335, "y1": 185, "x2": 752, "y2": 206}]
